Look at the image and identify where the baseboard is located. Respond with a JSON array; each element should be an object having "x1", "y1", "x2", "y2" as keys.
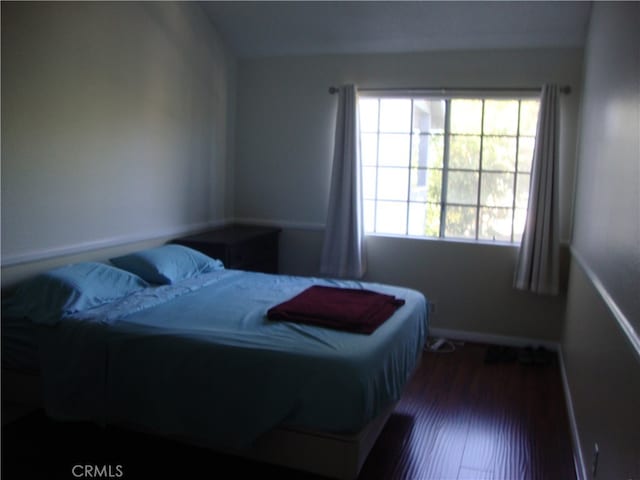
[
  {"x1": 558, "y1": 346, "x2": 588, "y2": 480},
  {"x1": 428, "y1": 327, "x2": 560, "y2": 352}
]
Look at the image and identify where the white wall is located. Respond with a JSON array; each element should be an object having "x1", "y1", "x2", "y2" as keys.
[
  {"x1": 562, "y1": 3, "x2": 640, "y2": 479},
  {"x1": 1, "y1": 2, "x2": 236, "y2": 283},
  {"x1": 569, "y1": 2, "x2": 639, "y2": 341},
  {"x1": 235, "y1": 48, "x2": 582, "y2": 341}
]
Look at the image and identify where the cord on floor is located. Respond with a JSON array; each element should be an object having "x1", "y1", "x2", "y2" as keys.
[{"x1": 425, "y1": 337, "x2": 458, "y2": 353}]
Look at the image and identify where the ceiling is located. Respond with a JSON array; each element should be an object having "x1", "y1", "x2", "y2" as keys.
[{"x1": 203, "y1": 1, "x2": 592, "y2": 58}]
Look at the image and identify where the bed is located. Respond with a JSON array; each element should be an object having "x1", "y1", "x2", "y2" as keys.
[{"x1": 2, "y1": 245, "x2": 428, "y2": 479}]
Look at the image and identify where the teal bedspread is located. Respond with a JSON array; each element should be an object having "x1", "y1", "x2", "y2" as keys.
[{"x1": 37, "y1": 270, "x2": 428, "y2": 449}]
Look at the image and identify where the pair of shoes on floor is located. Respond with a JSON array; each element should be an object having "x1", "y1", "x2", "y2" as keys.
[
  {"x1": 484, "y1": 345, "x2": 517, "y2": 364},
  {"x1": 518, "y1": 346, "x2": 551, "y2": 365}
]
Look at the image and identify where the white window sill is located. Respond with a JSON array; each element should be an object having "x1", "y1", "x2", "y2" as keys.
[{"x1": 364, "y1": 232, "x2": 521, "y2": 248}]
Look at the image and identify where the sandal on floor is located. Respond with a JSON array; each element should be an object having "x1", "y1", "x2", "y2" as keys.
[{"x1": 518, "y1": 346, "x2": 535, "y2": 365}]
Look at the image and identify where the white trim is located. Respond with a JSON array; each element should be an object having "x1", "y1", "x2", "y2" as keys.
[
  {"x1": 558, "y1": 346, "x2": 588, "y2": 480},
  {"x1": 428, "y1": 326, "x2": 560, "y2": 351},
  {"x1": 231, "y1": 219, "x2": 576, "y2": 249},
  {"x1": 569, "y1": 246, "x2": 640, "y2": 360},
  {"x1": 1, "y1": 220, "x2": 228, "y2": 267}
]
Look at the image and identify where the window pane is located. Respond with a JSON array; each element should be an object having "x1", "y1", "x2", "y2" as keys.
[
  {"x1": 445, "y1": 206, "x2": 476, "y2": 239},
  {"x1": 375, "y1": 201, "x2": 407, "y2": 234},
  {"x1": 517, "y1": 137, "x2": 534, "y2": 172},
  {"x1": 449, "y1": 135, "x2": 480, "y2": 169},
  {"x1": 450, "y1": 99, "x2": 482, "y2": 134},
  {"x1": 361, "y1": 133, "x2": 378, "y2": 166},
  {"x1": 516, "y1": 173, "x2": 531, "y2": 208},
  {"x1": 447, "y1": 171, "x2": 478, "y2": 205},
  {"x1": 483, "y1": 100, "x2": 519, "y2": 135},
  {"x1": 408, "y1": 203, "x2": 426, "y2": 236},
  {"x1": 363, "y1": 166, "x2": 377, "y2": 200},
  {"x1": 482, "y1": 136, "x2": 517, "y2": 171},
  {"x1": 481, "y1": 172, "x2": 515, "y2": 207},
  {"x1": 413, "y1": 134, "x2": 444, "y2": 168},
  {"x1": 519, "y1": 100, "x2": 540, "y2": 136},
  {"x1": 513, "y1": 208, "x2": 527, "y2": 243},
  {"x1": 479, "y1": 207, "x2": 513, "y2": 241},
  {"x1": 379, "y1": 99, "x2": 412, "y2": 133},
  {"x1": 410, "y1": 168, "x2": 442, "y2": 202},
  {"x1": 427, "y1": 168, "x2": 444, "y2": 203},
  {"x1": 410, "y1": 169, "x2": 427, "y2": 202},
  {"x1": 426, "y1": 203, "x2": 442, "y2": 237},
  {"x1": 413, "y1": 99, "x2": 445, "y2": 133},
  {"x1": 378, "y1": 134, "x2": 410, "y2": 167},
  {"x1": 359, "y1": 98, "x2": 379, "y2": 132},
  {"x1": 377, "y1": 167, "x2": 409, "y2": 200},
  {"x1": 408, "y1": 202, "x2": 441, "y2": 237},
  {"x1": 364, "y1": 200, "x2": 375, "y2": 232}
]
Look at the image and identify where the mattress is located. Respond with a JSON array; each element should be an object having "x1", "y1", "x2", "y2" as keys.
[{"x1": 33, "y1": 269, "x2": 428, "y2": 449}]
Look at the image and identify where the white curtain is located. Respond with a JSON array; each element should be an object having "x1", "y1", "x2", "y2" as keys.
[
  {"x1": 514, "y1": 84, "x2": 560, "y2": 295},
  {"x1": 319, "y1": 85, "x2": 366, "y2": 279}
]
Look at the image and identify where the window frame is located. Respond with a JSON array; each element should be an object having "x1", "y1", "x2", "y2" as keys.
[{"x1": 358, "y1": 90, "x2": 540, "y2": 245}]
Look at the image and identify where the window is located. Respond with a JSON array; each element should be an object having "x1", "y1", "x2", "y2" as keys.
[{"x1": 359, "y1": 95, "x2": 540, "y2": 244}]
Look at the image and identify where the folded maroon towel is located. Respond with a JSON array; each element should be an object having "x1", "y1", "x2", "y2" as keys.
[{"x1": 267, "y1": 285, "x2": 405, "y2": 334}]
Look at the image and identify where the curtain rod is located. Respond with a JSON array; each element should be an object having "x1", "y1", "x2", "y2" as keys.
[{"x1": 328, "y1": 85, "x2": 571, "y2": 95}]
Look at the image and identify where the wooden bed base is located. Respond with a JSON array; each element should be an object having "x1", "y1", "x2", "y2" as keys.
[
  {"x1": 229, "y1": 400, "x2": 396, "y2": 480},
  {"x1": 1, "y1": 369, "x2": 391, "y2": 479},
  {"x1": 2, "y1": 351, "x2": 422, "y2": 480}
]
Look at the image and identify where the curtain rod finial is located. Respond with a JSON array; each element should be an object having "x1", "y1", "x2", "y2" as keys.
[
  {"x1": 560, "y1": 85, "x2": 571, "y2": 94},
  {"x1": 329, "y1": 86, "x2": 339, "y2": 94}
]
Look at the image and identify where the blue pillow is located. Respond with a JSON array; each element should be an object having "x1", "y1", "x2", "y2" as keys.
[
  {"x1": 109, "y1": 244, "x2": 224, "y2": 285},
  {"x1": 8, "y1": 262, "x2": 149, "y2": 325}
]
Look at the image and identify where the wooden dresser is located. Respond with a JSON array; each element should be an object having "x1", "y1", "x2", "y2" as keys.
[{"x1": 171, "y1": 225, "x2": 281, "y2": 274}]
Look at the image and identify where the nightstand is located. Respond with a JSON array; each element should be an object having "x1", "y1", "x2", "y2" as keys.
[{"x1": 171, "y1": 225, "x2": 281, "y2": 274}]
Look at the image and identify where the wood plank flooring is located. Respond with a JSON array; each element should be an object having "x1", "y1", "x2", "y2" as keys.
[
  {"x1": 2, "y1": 343, "x2": 575, "y2": 480},
  {"x1": 359, "y1": 342, "x2": 575, "y2": 480}
]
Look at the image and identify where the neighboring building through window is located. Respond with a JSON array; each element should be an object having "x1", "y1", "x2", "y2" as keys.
[{"x1": 359, "y1": 94, "x2": 540, "y2": 244}]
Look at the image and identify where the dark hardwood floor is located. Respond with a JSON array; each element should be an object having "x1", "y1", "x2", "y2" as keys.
[{"x1": 2, "y1": 343, "x2": 575, "y2": 480}]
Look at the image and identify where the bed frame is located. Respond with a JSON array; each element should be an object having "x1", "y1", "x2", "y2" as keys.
[
  {"x1": 3, "y1": 352, "x2": 422, "y2": 480},
  {"x1": 228, "y1": 400, "x2": 397, "y2": 480}
]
